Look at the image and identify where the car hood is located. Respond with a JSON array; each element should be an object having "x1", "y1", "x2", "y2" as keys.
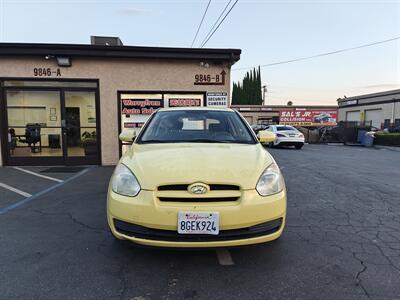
[{"x1": 120, "y1": 143, "x2": 273, "y2": 190}]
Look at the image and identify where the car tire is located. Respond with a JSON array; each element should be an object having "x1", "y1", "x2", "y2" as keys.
[
  {"x1": 269, "y1": 142, "x2": 274, "y2": 148},
  {"x1": 295, "y1": 144, "x2": 303, "y2": 149}
]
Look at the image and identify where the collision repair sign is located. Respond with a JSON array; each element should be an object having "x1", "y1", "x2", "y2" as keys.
[{"x1": 279, "y1": 109, "x2": 338, "y2": 126}]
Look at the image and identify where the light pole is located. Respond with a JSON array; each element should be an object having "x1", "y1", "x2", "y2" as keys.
[{"x1": 262, "y1": 85, "x2": 267, "y2": 105}]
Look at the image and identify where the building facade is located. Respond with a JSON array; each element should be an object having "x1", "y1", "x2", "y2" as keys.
[
  {"x1": 0, "y1": 37, "x2": 240, "y2": 166},
  {"x1": 337, "y1": 89, "x2": 400, "y2": 129}
]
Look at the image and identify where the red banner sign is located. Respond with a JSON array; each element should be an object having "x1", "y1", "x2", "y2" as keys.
[
  {"x1": 279, "y1": 109, "x2": 338, "y2": 126},
  {"x1": 168, "y1": 98, "x2": 202, "y2": 107}
]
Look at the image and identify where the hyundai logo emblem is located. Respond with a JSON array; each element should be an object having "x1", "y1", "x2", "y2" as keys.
[{"x1": 188, "y1": 183, "x2": 209, "y2": 194}]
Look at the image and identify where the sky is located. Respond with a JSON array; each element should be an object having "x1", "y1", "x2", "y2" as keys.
[{"x1": 0, "y1": 0, "x2": 399, "y2": 105}]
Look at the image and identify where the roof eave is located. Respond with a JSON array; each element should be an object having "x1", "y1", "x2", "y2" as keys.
[{"x1": 0, "y1": 43, "x2": 241, "y2": 63}]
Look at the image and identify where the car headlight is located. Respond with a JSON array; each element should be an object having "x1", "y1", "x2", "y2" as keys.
[
  {"x1": 111, "y1": 163, "x2": 141, "y2": 197},
  {"x1": 256, "y1": 162, "x2": 284, "y2": 196}
]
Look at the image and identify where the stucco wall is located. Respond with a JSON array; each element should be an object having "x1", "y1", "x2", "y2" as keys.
[{"x1": 0, "y1": 56, "x2": 232, "y2": 166}]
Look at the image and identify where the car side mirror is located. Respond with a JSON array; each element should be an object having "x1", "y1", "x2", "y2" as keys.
[
  {"x1": 119, "y1": 129, "x2": 136, "y2": 143},
  {"x1": 258, "y1": 131, "x2": 276, "y2": 143}
]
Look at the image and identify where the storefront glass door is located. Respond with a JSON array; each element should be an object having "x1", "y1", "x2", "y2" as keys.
[
  {"x1": 64, "y1": 91, "x2": 98, "y2": 164},
  {"x1": 3, "y1": 83, "x2": 99, "y2": 166}
]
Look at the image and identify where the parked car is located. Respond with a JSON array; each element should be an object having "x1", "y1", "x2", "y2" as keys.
[
  {"x1": 262, "y1": 125, "x2": 305, "y2": 149},
  {"x1": 250, "y1": 123, "x2": 269, "y2": 134},
  {"x1": 108, "y1": 107, "x2": 287, "y2": 248}
]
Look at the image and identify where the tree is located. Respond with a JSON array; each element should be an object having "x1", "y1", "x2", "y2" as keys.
[{"x1": 231, "y1": 66, "x2": 262, "y2": 105}]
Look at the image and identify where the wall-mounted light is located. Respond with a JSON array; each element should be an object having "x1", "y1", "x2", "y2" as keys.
[
  {"x1": 199, "y1": 61, "x2": 210, "y2": 68},
  {"x1": 56, "y1": 56, "x2": 72, "y2": 67}
]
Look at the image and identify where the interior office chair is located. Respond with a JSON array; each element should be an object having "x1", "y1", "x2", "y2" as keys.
[{"x1": 18, "y1": 123, "x2": 42, "y2": 153}]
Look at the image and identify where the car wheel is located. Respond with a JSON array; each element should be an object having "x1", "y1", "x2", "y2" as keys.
[
  {"x1": 295, "y1": 144, "x2": 303, "y2": 149},
  {"x1": 269, "y1": 142, "x2": 274, "y2": 148}
]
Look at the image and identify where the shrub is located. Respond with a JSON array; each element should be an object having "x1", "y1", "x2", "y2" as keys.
[{"x1": 374, "y1": 133, "x2": 400, "y2": 146}]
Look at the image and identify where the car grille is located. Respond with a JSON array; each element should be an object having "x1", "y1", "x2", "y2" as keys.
[
  {"x1": 158, "y1": 184, "x2": 240, "y2": 191},
  {"x1": 114, "y1": 218, "x2": 283, "y2": 242},
  {"x1": 158, "y1": 197, "x2": 239, "y2": 202}
]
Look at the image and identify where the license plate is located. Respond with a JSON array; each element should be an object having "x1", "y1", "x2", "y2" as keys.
[
  {"x1": 289, "y1": 134, "x2": 295, "y2": 137},
  {"x1": 177, "y1": 212, "x2": 219, "y2": 235}
]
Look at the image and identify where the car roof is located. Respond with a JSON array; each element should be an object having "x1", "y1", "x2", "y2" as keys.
[{"x1": 158, "y1": 107, "x2": 234, "y2": 112}]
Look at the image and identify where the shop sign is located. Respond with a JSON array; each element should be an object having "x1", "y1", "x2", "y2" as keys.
[
  {"x1": 124, "y1": 122, "x2": 144, "y2": 128},
  {"x1": 121, "y1": 98, "x2": 163, "y2": 115},
  {"x1": 206, "y1": 92, "x2": 228, "y2": 107},
  {"x1": 194, "y1": 70, "x2": 226, "y2": 85},
  {"x1": 279, "y1": 109, "x2": 338, "y2": 126},
  {"x1": 168, "y1": 98, "x2": 201, "y2": 107}
]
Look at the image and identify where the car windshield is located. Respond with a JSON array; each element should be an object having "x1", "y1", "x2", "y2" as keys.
[
  {"x1": 138, "y1": 110, "x2": 256, "y2": 144},
  {"x1": 277, "y1": 126, "x2": 297, "y2": 131}
]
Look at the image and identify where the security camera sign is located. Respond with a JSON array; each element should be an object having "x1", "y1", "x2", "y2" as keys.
[{"x1": 206, "y1": 92, "x2": 228, "y2": 108}]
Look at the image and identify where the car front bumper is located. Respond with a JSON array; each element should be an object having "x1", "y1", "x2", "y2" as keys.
[
  {"x1": 275, "y1": 137, "x2": 305, "y2": 146},
  {"x1": 107, "y1": 189, "x2": 287, "y2": 248}
]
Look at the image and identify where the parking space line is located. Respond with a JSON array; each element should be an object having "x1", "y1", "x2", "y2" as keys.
[
  {"x1": 216, "y1": 248, "x2": 234, "y2": 266},
  {"x1": 0, "y1": 168, "x2": 89, "y2": 215},
  {"x1": 0, "y1": 182, "x2": 32, "y2": 198},
  {"x1": 13, "y1": 167, "x2": 64, "y2": 183}
]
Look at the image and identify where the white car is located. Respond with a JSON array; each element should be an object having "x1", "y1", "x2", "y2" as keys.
[{"x1": 262, "y1": 125, "x2": 305, "y2": 149}]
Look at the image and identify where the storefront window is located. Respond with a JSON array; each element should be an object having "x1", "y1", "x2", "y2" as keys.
[
  {"x1": 4, "y1": 86, "x2": 99, "y2": 165},
  {"x1": 120, "y1": 93, "x2": 163, "y2": 154},
  {"x1": 7, "y1": 90, "x2": 63, "y2": 157}
]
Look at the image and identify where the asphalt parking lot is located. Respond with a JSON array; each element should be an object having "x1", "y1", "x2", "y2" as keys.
[{"x1": 0, "y1": 145, "x2": 399, "y2": 299}]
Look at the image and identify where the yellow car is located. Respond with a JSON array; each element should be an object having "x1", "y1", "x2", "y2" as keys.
[{"x1": 107, "y1": 107, "x2": 286, "y2": 248}]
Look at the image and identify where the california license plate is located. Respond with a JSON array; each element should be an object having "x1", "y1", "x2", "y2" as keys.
[{"x1": 177, "y1": 212, "x2": 219, "y2": 235}]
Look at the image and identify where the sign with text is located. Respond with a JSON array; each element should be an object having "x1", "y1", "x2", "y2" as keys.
[
  {"x1": 194, "y1": 70, "x2": 226, "y2": 85},
  {"x1": 33, "y1": 67, "x2": 61, "y2": 77},
  {"x1": 279, "y1": 109, "x2": 338, "y2": 126},
  {"x1": 121, "y1": 98, "x2": 163, "y2": 115},
  {"x1": 206, "y1": 92, "x2": 228, "y2": 107},
  {"x1": 168, "y1": 98, "x2": 202, "y2": 107}
]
